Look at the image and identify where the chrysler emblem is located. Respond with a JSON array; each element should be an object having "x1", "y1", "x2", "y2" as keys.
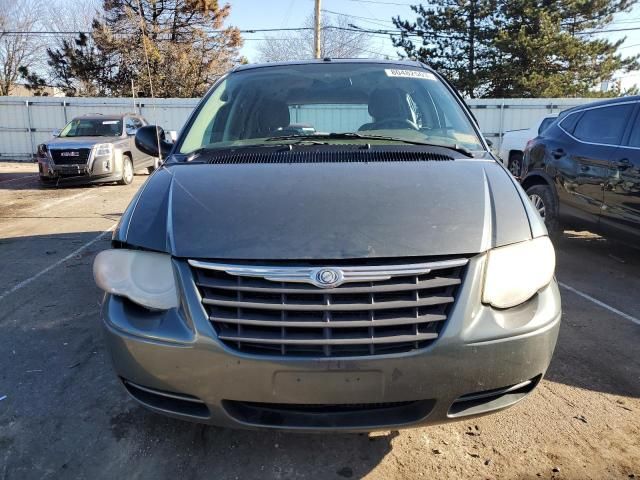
[{"x1": 312, "y1": 268, "x2": 343, "y2": 288}]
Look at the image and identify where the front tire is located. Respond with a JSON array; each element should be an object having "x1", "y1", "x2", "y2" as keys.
[
  {"x1": 119, "y1": 155, "x2": 134, "y2": 185},
  {"x1": 526, "y1": 184, "x2": 560, "y2": 239}
]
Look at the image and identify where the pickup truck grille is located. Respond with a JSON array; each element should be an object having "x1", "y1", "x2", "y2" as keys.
[
  {"x1": 190, "y1": 258, "x2": 467, "y2": 358},
  {"x1": 50, "y1": 148, "x2": 91, "y2": 165}
]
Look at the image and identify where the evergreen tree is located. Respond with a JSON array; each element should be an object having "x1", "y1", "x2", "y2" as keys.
[
  {"x1": 393, "y1": 0, "x2": 639, "y2": 98},
  {"x1": 392, "y1": 0, "x2": 499, "y2": 98},
  {"x1": 490, "y1": 0, "x2": 639, "y2": 97}
]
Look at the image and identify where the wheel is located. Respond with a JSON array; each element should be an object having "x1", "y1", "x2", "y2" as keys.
[
  {"x1": 119, "y1": 155, "x2": 134, "y2": 185},
  {"x1": 508, "y1": 151, "x2": 523, "y2": 177},
  {"x1": 147, "y1": 157, "x2": 160, "y2": 174},
  {"x1": 526, "y1": 184, "x2": 560, "y2": 239}
]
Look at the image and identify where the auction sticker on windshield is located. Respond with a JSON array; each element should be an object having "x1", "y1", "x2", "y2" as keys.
[{"x1": 385, "y1": 69, "x2": 436, "y2": 80}]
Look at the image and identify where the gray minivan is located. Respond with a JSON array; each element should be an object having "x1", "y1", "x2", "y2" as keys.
[{"x1": 94, "y1": 60, "x2": 561, "y2": 431}]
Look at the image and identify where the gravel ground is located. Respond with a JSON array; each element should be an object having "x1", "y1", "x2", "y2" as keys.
[{"x1": 0, "y1": 162, "x2": 639, "y2": 479}]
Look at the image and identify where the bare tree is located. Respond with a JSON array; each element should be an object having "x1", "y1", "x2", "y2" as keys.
[
  {"x1": 0, "y1": 0, "x2": 46, "y2": 95},
  {"x1": 44, "y1": 0, "x2": 99, "y2": 33},
  {"x1": 257, "y1": 14, "x2": 370, "y2": 62}
]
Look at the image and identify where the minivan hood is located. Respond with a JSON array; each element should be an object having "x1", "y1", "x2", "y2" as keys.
[{"x1": 119, "y1": 160, "x2": 533, "y2": 259}]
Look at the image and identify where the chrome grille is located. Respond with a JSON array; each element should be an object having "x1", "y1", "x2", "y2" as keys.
[
  {"x1": 190, "y1": 258, "x2": 468, "y2": 357},
  {"x1": 50, "y1": 148, "x2": 91, "y2": 165}
]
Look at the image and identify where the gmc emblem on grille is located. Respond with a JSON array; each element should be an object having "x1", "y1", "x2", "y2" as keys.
[{"x1": 60, "y1": 151, "x2": 80, "y2": 157}]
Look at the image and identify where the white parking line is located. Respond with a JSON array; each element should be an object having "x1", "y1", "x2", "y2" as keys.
[
  {"x1": 559, "y1": 281, "x2": 640, "y2": 326},
  {"x1": 0, "y1": 224, "x2": 116, "y2": 303},
  {"x1": 37, "y1": 191, "x2": 96, "y2": 212}
]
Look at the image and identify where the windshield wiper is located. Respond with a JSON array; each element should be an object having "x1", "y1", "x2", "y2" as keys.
[{"x1": 264, "y1": 133, "x2": 474, "y2": 157}]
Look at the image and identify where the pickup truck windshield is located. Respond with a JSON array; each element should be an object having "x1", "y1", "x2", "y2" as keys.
[
  {"x1": 60, "y1": 118, "x2": 123, "y2": 137},
  {"x1": 179, "y1": 63, "x2": 485, "y2": 154}
]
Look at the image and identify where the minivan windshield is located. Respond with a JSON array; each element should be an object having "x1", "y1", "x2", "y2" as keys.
[
  {"x1": 179, "y1": 63, "x2": 485, "y2": 155},
  {"x1": 60, "y1": 118, "x2": 123, "y2": 138}
]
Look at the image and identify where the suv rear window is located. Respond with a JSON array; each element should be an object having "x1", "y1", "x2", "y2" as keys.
[
  {"x1": 572, "y1": 104, "x2": 634, "y2": 145},
  {"x1": 559, "y1": 112, "x2": 580, "y2": 134}
]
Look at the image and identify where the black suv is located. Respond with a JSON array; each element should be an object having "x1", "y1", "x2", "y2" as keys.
[{"x1": 522, "y1": 96, "x2": 640, "y2": 242}]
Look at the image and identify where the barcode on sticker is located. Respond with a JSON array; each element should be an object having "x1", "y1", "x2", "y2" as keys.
[{"x1": 384, "y1": 69, "x2": 436, "y2": 80}]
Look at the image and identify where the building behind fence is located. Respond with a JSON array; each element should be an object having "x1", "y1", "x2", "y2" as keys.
[{"x1": 0, "y1": 96, "x2": 596, "y2": 160}]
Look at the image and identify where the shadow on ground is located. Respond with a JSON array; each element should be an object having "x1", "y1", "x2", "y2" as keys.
[{"x1": 545, "y1": 230, "x2": 640, "y2": 400}]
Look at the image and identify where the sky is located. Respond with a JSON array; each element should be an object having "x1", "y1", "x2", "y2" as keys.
[
  {"x1": 226, "y1": 0, "x2": 640, "y2": 90},
  {"x1": 226, "y1": 0, "x2": 415, "y2": 61}
]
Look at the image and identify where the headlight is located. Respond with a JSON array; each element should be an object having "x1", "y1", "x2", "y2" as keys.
[
  {"x1": 94, "y1": 143, "x2": 113, "y2": 157},
  {"x1": 93, "y1": 250, "x2": 179, "y2": 310},
  {"x1": 482, "y1": 236, "x2": 555, "y2": 309},
  {"x1": 37, "y1": 144, "x2": 48, "y2": 156}
]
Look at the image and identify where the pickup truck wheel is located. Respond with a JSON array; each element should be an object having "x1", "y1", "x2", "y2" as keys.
[
  {"x1": 119, "y1": 155, "x2": 134, "y2": 185},
  {"x1": 526, "y1": 184, "x2": 561, "y2": 239},
  {"x1": 508, "y1": 151, "x2": 523, "y2": 177}
]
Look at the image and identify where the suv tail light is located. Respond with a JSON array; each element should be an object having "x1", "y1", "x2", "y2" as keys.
[{"x1": 525, "y1": 139, "x2": 535, "y2": 151}]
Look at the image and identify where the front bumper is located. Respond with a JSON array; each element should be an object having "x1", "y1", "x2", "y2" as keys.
[
  {"x1": 38, "y1": 151, "x2": 125, "y2": 184},
  {"x1": 101, "y1": 253, "x2": 561, "y2": 431}
]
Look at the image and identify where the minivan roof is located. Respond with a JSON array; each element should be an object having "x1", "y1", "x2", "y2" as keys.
[{"x1": 232, "y1": 58, "x2": 427, "y2": 73}]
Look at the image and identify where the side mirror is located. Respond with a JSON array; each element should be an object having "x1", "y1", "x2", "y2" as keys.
[
  {"x1": 51, "y1": 129, "x2": 61, "y2": 137},
  {"x1": 135, "y1": 125, "x2": 173, "y2": 159}
]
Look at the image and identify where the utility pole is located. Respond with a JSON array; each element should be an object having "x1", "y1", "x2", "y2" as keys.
[
  {"x1": 314, "y1": 0, "x2": 321, "y2": 59},
  {"x1": 468, "y1": 0, "x2": 476, "y2": 98}
]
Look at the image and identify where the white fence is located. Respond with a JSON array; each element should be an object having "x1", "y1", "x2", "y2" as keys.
[{"x1": 0, "y1": 96, "x2": 597, "y2": 160}]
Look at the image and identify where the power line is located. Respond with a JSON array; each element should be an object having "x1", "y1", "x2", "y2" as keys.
[
  {"x1": 321, "y1": 9, "x2": 395, "y2": 25},
  {"x1": 4, "y1": 22, "x2": 640, "y2": 39},
  {"x1": 334, "y1": 0, "x2": 416, "y2": 5}
]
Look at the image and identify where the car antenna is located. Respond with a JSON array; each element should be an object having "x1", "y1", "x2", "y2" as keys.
[{"x1": 135, "y1": 0, "x2": 162, "y2": 158}]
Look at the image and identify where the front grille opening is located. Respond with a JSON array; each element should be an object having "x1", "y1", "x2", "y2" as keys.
[
  {"x1": 448, "y1": 375, "x2": 541, "y2": 418},
  {"x1": 50, "y1": 148, "x2": 91, "y2": 165},
  {"x1": 222, "y1": 399, "x2": 436, "y2": 429},
  {"x1": 122, "y1": 379, "x2": 210, "y2": 419},
  {"x1": 192, "y1": 259, "x2": 467, "y2": 358}
]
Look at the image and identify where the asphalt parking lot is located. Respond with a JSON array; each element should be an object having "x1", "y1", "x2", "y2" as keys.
[{"x1": 0, "y1": 161, "x2": 639, "y2": 480}]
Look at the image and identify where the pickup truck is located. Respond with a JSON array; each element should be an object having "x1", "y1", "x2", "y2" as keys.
[{"x1": 498, "y1": 114, "x2": 557, "y2": 176}]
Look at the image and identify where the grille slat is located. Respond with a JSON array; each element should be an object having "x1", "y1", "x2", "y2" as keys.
[
  {"x1": 218, "y1": 332, "x2": 439, "y2": 345},
  {"x1": 209, "y1": 314, "x2": 446, "y2": 328},
  {"x1": 195, "y1": 276, "x2": 461, "y2": 294},
  {"x1": 202, "y1": 296, "x2": 454, "y2": 311},
  {"x1": 191, "y1": 258, "x2": 466, "y2": 358}
]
